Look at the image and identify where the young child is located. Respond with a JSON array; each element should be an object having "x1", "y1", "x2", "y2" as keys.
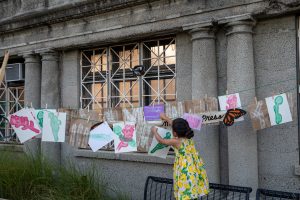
[{"x1": 151, "y1": 113, "x2": 209, "y2": 200}]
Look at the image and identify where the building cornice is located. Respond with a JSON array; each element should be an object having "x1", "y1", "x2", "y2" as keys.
[{"x1": 0, "y1": 0, "x2": 160, "y2": 34}]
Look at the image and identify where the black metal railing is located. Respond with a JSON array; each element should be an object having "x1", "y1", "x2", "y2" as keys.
[
  {"x1": 256, "y1": 189, "x2": 300, "y2": 200},
  {"x1": 144, "y1": 176, "x2": 252, "y2": 200}
]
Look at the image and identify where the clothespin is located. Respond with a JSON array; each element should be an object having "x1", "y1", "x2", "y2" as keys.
[
  {"x1": 204, "y1": 94, "x2": 207, "y2": 109},
  {"x1": 87, "y1": 106, "x2": 90, "y2": 113},
  {"x1": 25, "y1": 102, "x2": 28, "y2": 108},
  {"x1": 30, "y1": 102, "x2": 33, "y2": 109},
  {"x1": 87, "y1": 116, "x2": 90, "y2": 123},
  {"x1": 226, "y1": 90, "x2": 228, "y2": 95},
  {"x1": 45, "y1": 104, "x2": 48, "y2": 110},
  {"x1": 272, "y1": 92, "x2": 275, "y2": 100},
  {"x1": 254, "y1": 97, "x2": 257, "y2": 104}
]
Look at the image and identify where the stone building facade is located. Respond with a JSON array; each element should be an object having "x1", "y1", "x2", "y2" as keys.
[{"x1": 0, "y1": 0, "x2": 300, "y2": 199}]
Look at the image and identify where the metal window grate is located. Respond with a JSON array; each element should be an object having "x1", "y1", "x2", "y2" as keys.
[
  {"x1": 80, "y1": 38, "x2": 176, "y2": 151},
  {"x1": 143, "y1": 176, "x2": 253, "y2": 200},
  {"x1": 0, "y1": 82, "x2": 24, "y2": 143},
  {"x1": 80, "y1": 37, "x2": 176, "y2": 111},
  {"x1": 256, "y1": 189, "x2": 300, "y2": 200}
]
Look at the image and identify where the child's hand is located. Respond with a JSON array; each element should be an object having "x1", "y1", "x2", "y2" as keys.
[
  {"x1": 160, "y1": 113, "x2": 167, "y2": 120},
  {"x1": 151, "y1": 126, "x2": 158, "y2": 134}
]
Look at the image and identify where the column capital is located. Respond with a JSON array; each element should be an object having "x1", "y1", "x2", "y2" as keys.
[
  {"x1": 226, "y1": 20, "x2": 256, "y2": 36},
  {"x1": 189, "y1": 27, "x2": 215, "y2": 41},
  {"x1": 36, "y1": 49, "x2": 59, "y2": 62},
  {"x1": 20, "y1": 51, "x2": 40, "y2": 64},
  {"x1": 183, "y1": 21, "x2": 215, "y2": 41}
]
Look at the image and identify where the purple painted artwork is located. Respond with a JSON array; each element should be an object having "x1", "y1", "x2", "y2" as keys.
[
  {"x1": 144, "y1": 104, "x2": 165, "y2": 121},
  {"x1": 183, "y1": 113, "x2": 202, "y2": 130}
]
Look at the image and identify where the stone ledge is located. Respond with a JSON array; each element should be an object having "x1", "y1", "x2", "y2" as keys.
[
  {"x1": 0, "y1": 143, "x2": 24, "y2": 152},
  {"x1": 0, "y1": 0, "x2": 160, "y2": 34},
  {"x1": 75, "y1": 149, "x2": 174, "y2": 165},
  {"x1": 295, "y1": 165, "x2": 300, "y2": 176}
]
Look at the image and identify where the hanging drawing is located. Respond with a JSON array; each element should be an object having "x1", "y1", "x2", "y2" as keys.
[
  {"x1": 8, "y1": 108, "x2": 41, "y2": 143},
  {"x1": 69, "y1": 119, "x2": 93, "y2": 148},
  {"x1": 223, "y1": 108, "x2": 247, "y2": 126},
  {"x1": 88, "y1": 122, "x2": 114, "y2": 152},
  {"x1": 144, "y1": 104, "x2": 164, "y2": 121},
  {"x1": 34, "y1": 109, "x2": 56, "y2": 139},
  {"x1": 165, "y1": 101, "x2": 185, "y2": 119},
  {"x1": 136, "y1": 122, "x2": 158, "y2": 152},
  {"x1": 183, "y1": 113, "x2": 202, "y2": 130},
  {"x1": 200, "y1": 111, "x2": 227, "y2": 124},
  {"x1": 286, "y1": 92, "x2": 296, "y2": 119},
  {"x1": 35, "y1": 109, "x2": 44, "y2": 129},
  {"x1": 204, "y1": 97, "x2": 219, "y2": 112},
  {"x1": 184, "y1": 99, "x2": 206, "y2": 114},
  {"x1": 265, "y1": 93, "x2": 292, "y2": 126},
  {"x1": 79, "y1": 109, "x2": 100, "y2": 122},
  {"x1": 123, "y1": 107, "x2": 144, "y2": 123},
  {"x1": 148, "y1": 127, "x2": 173, "y2": 159},
  {"x1": 58, "y1": 108, "x2": 78, "y2": 137},
  {"x1": 104, "y1": 108, "x2": 123, "y2": 123},
  {"x1": 247, "y1": 100, "x2": 271, "y2": 130},
  {"x1": 42, "y1": 110, "x2": 66, "y2": 142},
  {"x1": 113, "y1": 122, "x2": 137, "y2": 153},
  {"x1": 218, "y1": 93, "x2": 242, "y2": 110}
]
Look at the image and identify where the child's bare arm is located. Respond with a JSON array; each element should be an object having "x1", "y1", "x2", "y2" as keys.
[
  {"x1": 151, "y1": 127, "x2": 180, "y2": 149},
  {"x1": 160, "y1": 113, "x2": 173, "y2": 126}
]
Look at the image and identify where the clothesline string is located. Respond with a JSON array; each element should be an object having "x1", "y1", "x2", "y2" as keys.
[
  {"x1": 6, "y1": 77, "x2": 297, "y2": 123},
  {"x1": 62, "y1": 86, "x2": 297, "y2": 124}
]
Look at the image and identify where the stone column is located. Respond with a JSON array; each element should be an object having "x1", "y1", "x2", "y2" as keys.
[
  {"x1": 226, "y1": 20, "x2": 258, "y2": 190},
  {"x1": 190, "y1": 27, "x2": 218, "y2": 98},
  {"x1": 38, "y1": 49, "x2": 61, "y2": 165},
  {"x1": 188, "y1": 26, "x2": 220, "y2": 182},
  {"x1": 22, "y1": 52, "x2": 41, "y2": 157}
]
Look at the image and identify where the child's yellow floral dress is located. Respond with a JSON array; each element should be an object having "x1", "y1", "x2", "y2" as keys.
[{"x1": 173, "y1": 138, "x2": 209, "y2": 200}]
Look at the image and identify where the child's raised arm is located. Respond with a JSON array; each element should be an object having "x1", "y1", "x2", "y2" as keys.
[
  {"x1": 160, "y1": 113, "x2": 173, "y2": 126},
  {"x1": 151, "y1": 127, "x2": 180, "y2": 149}
]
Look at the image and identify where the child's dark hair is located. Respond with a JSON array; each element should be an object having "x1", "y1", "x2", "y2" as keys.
[{"x1": 172, "y1": 118, "x2": 194, "y2": 139}]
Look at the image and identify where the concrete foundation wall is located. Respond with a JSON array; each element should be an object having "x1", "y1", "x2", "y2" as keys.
[{"x1": 73, "y1": 151, "x2": 173, "y2": 199}]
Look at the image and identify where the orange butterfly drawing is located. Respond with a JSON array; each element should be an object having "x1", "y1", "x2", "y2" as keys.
[{"x1": 223, "y1": 108, "x2": 247, "y2": 126}]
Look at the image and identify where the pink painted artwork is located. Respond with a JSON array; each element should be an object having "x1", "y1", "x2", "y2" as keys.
[
  {"x1": 10, "y1": 115, "x2": 40, "y2": 134},
  {"x1": 117, "y1": 124, "x2": 135, "y2": 151},
  {"x1": 218, "y1": 93, "x2": 242, "y2": 111},
  {"x1": 226, "y1": 94, "x2": 238, "y2": 110},
  {"x1": 113, "y1": 122, "x2": 137, "y2": 153},
  {"x1": 183, "y1": 113, "x2": 202, "y2": 130},
  {"x1": 8, "y1": 108, "x2": 41, "y2": 143}
]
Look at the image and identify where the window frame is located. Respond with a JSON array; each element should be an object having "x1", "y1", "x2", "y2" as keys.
[{"x1": 80, "y1": 37, "x2": 177, "y2": 111}]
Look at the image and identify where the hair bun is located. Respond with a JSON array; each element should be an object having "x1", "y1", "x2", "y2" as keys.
[{"x1": 186, "y1": 128, "x2": 194, "y2": 139}]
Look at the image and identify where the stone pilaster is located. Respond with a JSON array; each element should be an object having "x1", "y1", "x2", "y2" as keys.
[
  {"x1": 225, "y1": 20, "x2": 258, "y2": 191},
  {"x1": 38, "y1": 49, "x2": 61, "y2": 165},
  {"x1": 22, "y1": 52, "x2": 41, "y2": 157},
  {"x1": 187, "y1": 26, "x2": 220, "y2": 182}
]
